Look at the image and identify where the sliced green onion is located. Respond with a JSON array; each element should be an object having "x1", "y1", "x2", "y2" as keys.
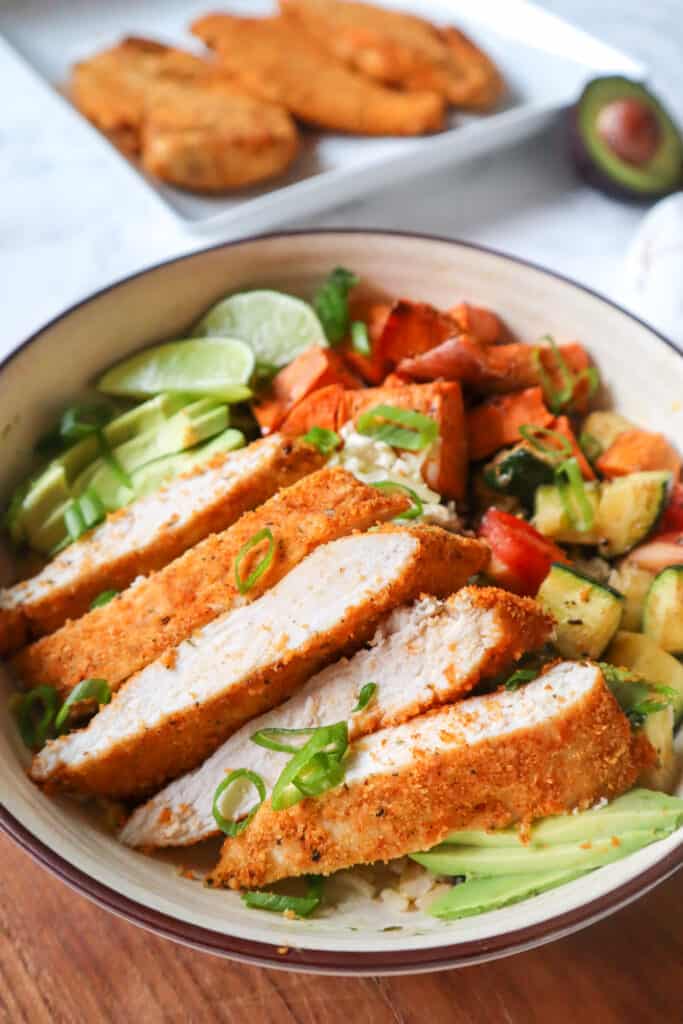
[
  {"x1": 301, "y1": 426, "x2": 341, "y2": 455},
  {"x1": 532, "y1": 338, "x2": 575, "y2": 414},
  {"x1": 60, "y1": 404, "x2": 113, "y2": 442},
  {"x1": 574, "y1": 367, "x2": 600, "y2": 403},
  {"x1": 79, "y1": 488, "x2": 106, "y2": 529},
  {"x1": 352, "y1": 682, "x2": 377, "y2": 712},
  {"x1": 518, "y1": 425, "x2": 572, "y2": 464},
  {"x1": 97, "y1": 430, "x2": 133, "y2": 490},
  {"x1": 555, "y1": 457, "x2": 595, "y2": 531},
  {"x1": 351, "y1": 320, "x2": 371, "y2": 356},
  {"x1": 212, "y1": 769, "x2": 266, "y2": 836},
  {"x1": 90, "y1": 589, "x2": 119, "y2": 610},
  {"x1": 251, "y1": 726, "x2": 319, "y2": 754},
  {"x1": 234, "y1": 527, "x2": 275, "y2": 595},
  {"x1": 241, "y1": 876, "x2": 324, "y2": 917},
  {"x1": 12, "y1": 686, "x2": 59, "y2": 750},
  {"x1": 579, "y1": 430, "x2": 603, "y2": 464},
  {"x1": 271, "y1": 722, "x2": 348, "y2": 811},
  {"x1": 504, "y1": 668, "x2": 539, "y2": 692},
  {"x1": 371, "y1": 481, "x2": 423, "y2": 520},
  {"x1": 54, "y1": 678, "x2": 111, "y2": 734},
  {"x1": 356, "y1": 404, "x2": 438, "y2": 451},
  {"x1": 313, "y1": 267, "x2": 358, "y2": 345}
]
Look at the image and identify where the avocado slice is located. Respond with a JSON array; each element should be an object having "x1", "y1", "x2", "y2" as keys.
[
  {"x1": 428, "y1": 869, "x2": 585, "y2": 919},
  {"x1": 571, "y1": 76, "x2": 683, "y2": 199}
]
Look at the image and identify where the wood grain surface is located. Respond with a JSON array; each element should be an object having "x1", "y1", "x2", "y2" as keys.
[{"x1": 1, "y1": 833, "x2": 681, "y2": 1024}]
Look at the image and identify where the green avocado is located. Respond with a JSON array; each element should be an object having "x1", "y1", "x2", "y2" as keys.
[{"x1": 571, "y1": 77, "x2": 683, "y2": 199}]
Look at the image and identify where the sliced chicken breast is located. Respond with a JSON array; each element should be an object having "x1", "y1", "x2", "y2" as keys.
[
  {"x1": 209, "y1": 662, "x2": 647, "y2": 889},
  {"x1": 31, "y1": 526, "x2": 487, "y2": 798},
  {"x1": 0, "y1": 436, "x2": 322, "y2": 654},
  {"x1": 120, "y1": 586, "x2": 552, "y2": 849},
  {"x1": 13, "y1": 468, "x2": 408, "y2": 697}
]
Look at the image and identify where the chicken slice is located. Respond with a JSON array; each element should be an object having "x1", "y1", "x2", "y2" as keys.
[
  {"x1": 30, "y1": 526, "x2": 487, "y2": 799},
  {"x1": 120, "y1": 586, "x2": 552, "y2": 849},
  {"x1": 13, "y1": 468, "x2": 408, "y2": 697},
  {"x1": 0, "y1": 436, "x2": 321, "y2": 654},
  {"x1": 209, "y1": 662, "x2": 647, "y2": 889},
  {"x1": 192, "y1": 15, "x2": 445, "y2": 136},
  {"x1": 71, "y1": 37, "x2": 300, "y2": 191}
]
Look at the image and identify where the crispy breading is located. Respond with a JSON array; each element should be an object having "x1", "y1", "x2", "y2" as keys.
[
  {"x1": 71, "y1": 37, "x2": 299, "y2": 191},
  {"x1": 13, "y1": 468, "x2": 408, "y2": 697},
  {"x1": 120, "y1": 586, "x2": 552, "y2": 850},
  {"x1": 280, "y1": 0, "x2": 505, "y2": 110},
  {"x1": 192, "y1": 15, "x2": 445, "y2": 136},
  {"x1": 209, "y1": 663, "x2": 647, "y2": 888},
  {"x1": 0, "y1": 437, "x2": 322, "y2": 655},
  {"x1": 30, "y1": 526, "x2": 488, "y2": 799}
]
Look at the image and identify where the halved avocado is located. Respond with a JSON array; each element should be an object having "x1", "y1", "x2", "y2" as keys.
[{"x1": 570, "y1": 77, "x2": 683, "y2": 200}]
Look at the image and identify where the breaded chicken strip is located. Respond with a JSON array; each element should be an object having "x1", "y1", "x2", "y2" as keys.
[
  {"x1": 71, "y1": 37, "x2": 299, "y2": 191},
  {"x1": 31, "y1": 526, "x2": 487, "y2": 799},
  {"x1": 209, "y1": 663, "x2": 648, "y2": 888},
  {"x1": 120, "y1": 587, "x2": 552, "y2": 849},
  {"x1": 13, "y1": 468, "x2": 408, "y2": 697},
  {"x1": 0, "y1": 436, "x2": 321, "y2": 654},
  {"x1": 192, "y1": 15, "x2": 445, "y2": 136},
  {"x1": 280, "y1": 0, "x2": 505, "y2": 110}
]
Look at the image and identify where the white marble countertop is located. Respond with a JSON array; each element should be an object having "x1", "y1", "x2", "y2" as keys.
[{"x1": 1, "y1": 0, "x2": 681, "y2": 352}]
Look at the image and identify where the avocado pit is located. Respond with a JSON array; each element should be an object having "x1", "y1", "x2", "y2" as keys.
[{"x1": 596, "y1": 99, "x2": 661, "y2": 167}]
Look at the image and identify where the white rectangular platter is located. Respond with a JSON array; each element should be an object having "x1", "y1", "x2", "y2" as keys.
[{"x1": 0, "y1": 0, "x2": 643, "y2": 238}]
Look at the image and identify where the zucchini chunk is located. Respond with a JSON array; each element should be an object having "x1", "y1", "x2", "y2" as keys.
[
  {"x1": 643, "y1": 565, "x2": 683, "y2": 654},
  {"x1": 483, "y1": 446, "x2": 554, "y2": 509},
  {"x1": 537, "y1": 564, "x2": 623, "y2": 658},
  {"x1": 608, "y1": 562, "x2": 654, "y2": 630},
  {"x1": 534, "y1": 471, "x2": 671, "y2": 557},
  {"x1": 640, "y1": 703, "x2": 677, "y2": 793},
  {"x1": 607, "y1": 630, "x2": 683, "y2": 726},
  {"x1": 581, "y1": 411, "x2": 634, "y2": 458}
]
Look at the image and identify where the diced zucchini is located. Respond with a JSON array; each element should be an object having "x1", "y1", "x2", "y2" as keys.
[
  {"x1": 641, "y1": 703, "x2": 677, "y2": 793},
  {"x1": 581, "y1": 411, "x2": 634, "y2": 456},
  {"x1": 483, "y1": 446, "x2": 554, "y2": 509},
  {"x1": 643, "y1": 566, "x2": 683, "y2": 654},
  {"x1": 608, "y1": 562, "x2": 654, "y2": 630},
  {"x1": 537, "y1": 563, "x2": 623, "y2": 658},
  {"x1": 606, "y1": 630, "x2": 683, "y2": 726},
  {"x1": 534, "y1": 471, "x2": 671, "y2": 557}
]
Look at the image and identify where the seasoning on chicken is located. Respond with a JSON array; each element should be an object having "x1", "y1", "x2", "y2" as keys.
[
  {"x1": 0, "y1": 436, "x2": 322, "y2": 655},
  {"x1": 120, "y1": 586, "x2": 552, "y2": 849},
  {"x1": 30, "y1": 526, "x2": 488, "y2": 799},
  {"x1": 209, "y1": 662, "x2": 648, "y2": 889},
  {"x1": 13, "y1": 468, "x2": 408, "y2": 697}
]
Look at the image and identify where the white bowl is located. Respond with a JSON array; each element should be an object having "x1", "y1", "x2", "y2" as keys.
[{"x1": 1, "y1": 231, "x2": 681, "y2": 974}]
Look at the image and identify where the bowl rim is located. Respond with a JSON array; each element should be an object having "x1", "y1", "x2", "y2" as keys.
[{"x1": 1, "y1": 228, "x2": 681, "y2": 974}]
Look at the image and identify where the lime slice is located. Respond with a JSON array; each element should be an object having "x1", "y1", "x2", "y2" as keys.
[
  {"x1": 97, "y1": 338, "x2": 254, "y2": 402},
  {"x1": 194, "y1": 290, "x2": 326, "y2": 368}
]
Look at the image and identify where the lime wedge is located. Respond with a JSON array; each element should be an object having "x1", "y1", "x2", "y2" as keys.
[
  {"x1": 97, "y1": 338, "x2": 254, "y2": 402},
  {"x1": 194, "y1": 290, "x2": 326, "y2": 368}
]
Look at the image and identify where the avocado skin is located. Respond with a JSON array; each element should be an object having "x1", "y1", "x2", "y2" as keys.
[{"x1": 569, "y1": 76, "x2": 683, "y2": 201}]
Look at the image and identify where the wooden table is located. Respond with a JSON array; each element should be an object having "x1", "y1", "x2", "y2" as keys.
[{"x1": 2, "y1": 833, "x2": 681, "y2": 1024}]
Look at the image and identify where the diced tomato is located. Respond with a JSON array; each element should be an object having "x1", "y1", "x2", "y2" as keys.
[
  {"x1": 657, "y1": 483, "x2": 683, "y2": 534},
  {"x1": 479, "y1": 508, "x2": 567, "y2": 595}
]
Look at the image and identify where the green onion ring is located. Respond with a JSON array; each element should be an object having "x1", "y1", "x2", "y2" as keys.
[
  {"x1": 518, "y1": 424, "x2": 572, "y2": 464},
  {"x1": 250, "y1": 726, "x2": 319, "y2": 754},
  {"x1": 371, "y1": 481, "x2": 423, "y2": 520},
  {"x1": 14, "y1": 686, "x2": 59, "y2": 750},
  {"x1": 212, "y1": 769, "x2": 266, "y2": 836},
  {"x1": 352, "y1": 682, "x2": 377, "y2": 712},
  {"x1": 55, "y1": 678, "x2": 111, "y2": 734},
  {"x1": 241, "y1": 876, "x2": 325, "y2": 917},
  {"x1": 504, "y1": 669, "x2": 539, "y2": 692},
  {"x1": 90, "y1": 589, "x2": 119, "y2": 610},
  {"x1": 356, "y1": 404, "x2": 438, "y2": 451},
  {"x1": 301, "y1": 426, "x2": 341, "y2": 455},
  {"x1": 271, "y1": 722, "x2": 348, "y2": 811},
  {"x1": 351, "y1": 320, "x2": 371, "y2": 356},
  {"x1": 555, "y1": 457, "x2": 595, "y2": 532},
  {"x1": 234, "y1": 527, "x2": 276, "y2": 595}
]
